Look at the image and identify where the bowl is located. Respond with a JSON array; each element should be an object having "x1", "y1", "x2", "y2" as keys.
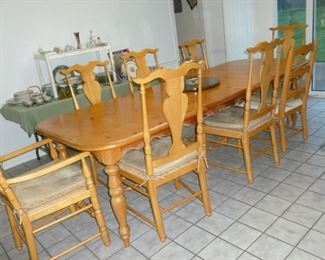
[
  {"x1": 43, "y1": 95, "x2": 52, "y2": 103},
  {"x1": 34, "y1": 96, "x2": 44, "y2": 105},
  {"x1": 23, "y1": 100, "x2": 34, "y2": 107}
]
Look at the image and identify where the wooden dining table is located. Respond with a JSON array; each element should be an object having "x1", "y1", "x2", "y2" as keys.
[{"x1": 35, "y1": 59, "x2": 262, "y2": 246}]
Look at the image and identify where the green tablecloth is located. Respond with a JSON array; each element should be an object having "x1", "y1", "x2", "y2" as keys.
[{"x1": 0, "y1": 81, "x2": 131, "y2": 135}]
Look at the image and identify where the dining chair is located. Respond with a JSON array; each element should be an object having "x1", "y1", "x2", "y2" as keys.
[
  {"x1": 179, "y1": 38, "x2": 209, "y2": 141},
  {"x1": 0, "y1": 139, "x2": 110, "y2": 260},
  {"x1": 179, "y1": 38, "x2": 209, "y2": 69},
  {"x1": 276, "y1": 41, "x2": 317, "y2": 153},
  {"x1": 60, "y1": 60, "x2": 117, "y2": 185},
  {"x1": 60, "y1": 60, "x2": 116, "y2": 110},
  {"x1": 118, "y1": 61, "x2": 211, "y2": 241},
  {"x1": 270, "y1": 23, "x2": 308, "y2": 57},
  {"x1": 120, "y1": 48, "x2": 160, "y2": 93},
  {"x1": 204, "y1": 39, "x2": 283, "y2": 183}
]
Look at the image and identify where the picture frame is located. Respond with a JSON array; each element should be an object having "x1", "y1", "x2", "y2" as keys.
[
  {"x1": 174, "y1": 0, "x2": 182, "y2": 13},
  {"x1": 108, "y1": 48, "x2": 129, "y2": 80},
  {"x1": 186, "y1": 0, "x2": 197, "y2": 10}
]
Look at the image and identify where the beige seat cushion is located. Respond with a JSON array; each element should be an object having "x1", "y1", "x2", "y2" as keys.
[
  {"x1": 204, "y1": 106, "x2": 270, "y2": 131},
  {"x1": 236, "y1": 98, "x2": 269, "y2": 111},
  {"x1": 119, "y1": 136, "x2": 198, "y2": 179},
  {"x1": 240, "y1": 95, "x2": 302, "y2": 114},
  {"x1": 285, "y1": 98, "x2": 303, "y2": 111},
  {"x1": 270, "y1": 98, "x2": 302, "y2": 114},
  {"x1": 237, "y1": 89, "x2": 273, "y2": 110},
  {"x1": 11, "y1": 162, "x2": 86, "y2": 214}
]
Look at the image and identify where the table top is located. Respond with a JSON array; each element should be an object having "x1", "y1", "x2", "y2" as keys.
[{"x1": 36, "y1": 59, "x2": 260, "y2": 152}]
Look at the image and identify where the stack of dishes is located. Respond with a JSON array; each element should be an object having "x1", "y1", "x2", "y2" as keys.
[{"x1": 6, "y1": 90, "x2": 33, "y2": 105}]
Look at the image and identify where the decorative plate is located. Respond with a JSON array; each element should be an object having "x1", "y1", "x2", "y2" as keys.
[
  {"x1": 53, "y1": 65, "x2": 70, "y2": 84},
  {"x1": 121, "y1": 61, "x2": 137, "y2": 79}
]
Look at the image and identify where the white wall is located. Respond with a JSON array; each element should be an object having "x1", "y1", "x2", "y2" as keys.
[
  {"x1": 0, "y1": 3, "x2": 4, "y2": 159},
  {"x1": 223, "y1": 0, "x2": 254, "y2": 61},
  {"x1": 174, "y1": 0, "x2": 204, "y2": 44},
  {"x1": 174, "y1": 0, "x2": 226, "y2": 66},
  {"x1": 201, "y1": 0, "x2": 226, "y2": 66},
  {"x1": 251, "y1": 0, "x2": 278, "y2": 42},
  {"x1": 223, "y1": 0, "x2": 277, "y2": 61},
  {"x1": 174, "y1": 0, "x2": 277, "y2": 64},
  {"x1": 0, "y1": 0, "x2": 179, "y2": 166}
]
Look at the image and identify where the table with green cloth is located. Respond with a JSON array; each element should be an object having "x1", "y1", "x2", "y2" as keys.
[{"x1": 0, "y1": 81, "x2": 131, "y2": 135}]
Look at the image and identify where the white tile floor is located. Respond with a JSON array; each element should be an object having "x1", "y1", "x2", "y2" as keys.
[{"x1": 1, "y1": 97, "x2": 325, "y2": 259}]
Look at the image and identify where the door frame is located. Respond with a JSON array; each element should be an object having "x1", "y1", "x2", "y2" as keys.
[{"x1": 308, "y1": 0, "x2": 325, "y2": 96}]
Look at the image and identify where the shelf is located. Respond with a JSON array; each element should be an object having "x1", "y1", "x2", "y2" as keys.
[
  {"x1": 33, "y1": 44, "x2": 113, "y2": 60},
  {"x1": 33, "y1": 44, "x2": 116, "y2": 98}
]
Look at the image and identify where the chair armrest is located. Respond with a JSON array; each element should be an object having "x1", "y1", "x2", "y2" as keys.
[
  {"x1": 0, "y1": 139, "x2": 53, "y2": 163},
  {"x1": 7, "y1": 151, "x2": 91, "y2": 184}
]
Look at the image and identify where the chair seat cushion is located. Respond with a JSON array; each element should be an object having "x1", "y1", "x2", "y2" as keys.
[
  {"x1": 237, "y1": 90, "x2": 272, "y2": 110},
  {"x1": 260, "y1": 98, "x2": 302, "y2": 113},
  {"x1": 239, "y1": 96, "x2": 302, "y2": 114},
  {"x1": 285, "y1": 98, "x2": 303, "y2": 110},
  {"x1": 204, "y1": 106, "x2": 270, "y2": 131},
  {"x1": 12, "y1": 162, "x2": 86, "y2": 214},
  {"x1": 119, "y1": 136, "x2": 198, "y2": 179}
]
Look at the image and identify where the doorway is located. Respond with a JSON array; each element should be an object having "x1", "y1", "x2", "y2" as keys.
[
  {"x1": 314, "y1": 0, "x2": 325, "y2": 91},
  {"x1": 277, "y1": 0, "x2": 325, "y2": 91}
]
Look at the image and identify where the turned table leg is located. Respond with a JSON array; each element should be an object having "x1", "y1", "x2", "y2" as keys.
[
  {"x1": 105, "y1": 163, "x2": 130, "y2": 246},
  {"x1": 55, "y1": 143, "x2": 69, "y2": 159},
  {"x1": 93, "y1": 149, "x2": 130, "y2": 246}
]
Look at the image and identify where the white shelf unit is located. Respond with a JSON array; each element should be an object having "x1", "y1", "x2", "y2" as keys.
[{"x1": 33, "y1": 44, "x2": 116, "y2": 98}]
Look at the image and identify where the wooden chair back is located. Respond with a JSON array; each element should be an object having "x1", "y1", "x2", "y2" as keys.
[
  {"x1": 278, "y1": 41, "x2": 317, "y2": 116},
  {"x1": 121, "y1": 48, "x2": 160, "y2": 92},
  {"x1": 179, "y1": 38, "x2": 209, "y2": 69},
  {"x1": 244, "y1": 38, "x2": 283, "y2": 128},
  {"x1": 270, "y1": 23, "x2": 308, "y2": 57},
  {"x1": 60, "y1": 60, "x2": 115, "y2": 110},
  {"x1": 133, "y1": 62, "x2": 203, "y2": 176}
]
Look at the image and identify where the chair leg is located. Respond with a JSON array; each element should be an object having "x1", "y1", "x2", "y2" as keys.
[
  {"x1": 242, "y1": 135, "x2": 254, "y2": 184},
  {"x1": 286, "y1": 114, "x2": 297, "y2": 127},
  {"x1": 148, "y1": 183, "x2": 166, "y2": 242},
  {"x1": 174, "y1": 178, "x2": 182, "y2": 191},
  {"x1": 89, "y1": 195, "x2": 110, "y2": 246},
  {"x1": 69, "y1": 204, "x2": 77, "y2": 213},
  {"x1": 286, "y1": 114, "x2": 292, "y2": 126},
  {"x1": 197, "y1": 161, "x2": 212, "y2": 216},
  {"x1": 301, "y1": 108, "x2": 308, "y2": 141},
  {"x1": 237, "y1": 139, "x2": 242, "y2": 153},
  {"x1": 269, "y1": 123, "x2": 280, "y2": 166},
  {"x1": 22, "y1": 217, "x2": 39, "y2": 260},
  {"x1": 292, "y1": 113, "x2": 297, "y2": 127},
  {"x1": 5, "y1": 205, "x2": 23, "y2": 250},
  {"x1": 279, "y1": 118, "x2": 287, "y2": 153},
  {"x1": 90, "y1": 155, "x2": 99, "y2": 186}
]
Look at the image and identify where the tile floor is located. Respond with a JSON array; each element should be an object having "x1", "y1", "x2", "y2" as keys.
[
  {"x1": 315, "y1": 63, "x2": 325, "y2": 91},
  {"x1": 1, "y1": 97, "x2": 325, "y2": 260}
]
